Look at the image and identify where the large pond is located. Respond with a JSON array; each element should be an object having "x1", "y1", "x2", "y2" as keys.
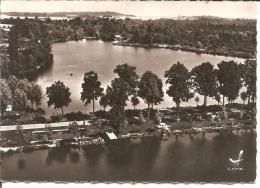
[
  {"x1": 1, "y1": 131, "x2": 256, "y2": 182},
  {"x1": 36, "y1": 40, "x2": 244, "y2": 115}
]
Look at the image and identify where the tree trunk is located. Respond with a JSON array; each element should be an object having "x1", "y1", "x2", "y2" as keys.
[
  {"x1": 134, "y1": 105, "x2": 135, "y2": 110},
  {"x1": 147, "y1": 103, "x2": 150, "y2": 120},
  {"x1": 222, "y1": 96, "x2": 225, "y2": 107},
  {"x1": 151, "y1": 103, "x2": 154, "y2": 109},
  {"x1": 61, "y1": 107, "x2": 64, "y2": 116},
  {"x1": 203, "y1": 95, "x2": 207, "y2": 106},
  {"x1": 92, "y1": 98, "x2": 95, "y2": 116},
  {"x1": 176, "y1": 102, "x2": 180, "y2": 122}
]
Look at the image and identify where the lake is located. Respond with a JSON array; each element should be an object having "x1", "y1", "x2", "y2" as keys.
[
  {"x1": 1, "y1": 131, "x2": 256, "y2": 182},
  {"x1": 36, "y1": 40, "x2": 245, "y2": 115}
]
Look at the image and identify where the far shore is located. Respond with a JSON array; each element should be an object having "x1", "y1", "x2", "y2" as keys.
[
  {"x1": 50, "y1": 37, "x2": 253, "y2": 60},
  {"x1": 111, "y1": 41, "x2": 254, "y2": 59}
]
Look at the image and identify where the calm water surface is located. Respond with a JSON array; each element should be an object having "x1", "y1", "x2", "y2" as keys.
[
  {"x1": 1, "y1": 131, "x2": 256, "y2": 182},
  {"x1": 36, "y1": 40, "x2": 244, "y2": 115}
]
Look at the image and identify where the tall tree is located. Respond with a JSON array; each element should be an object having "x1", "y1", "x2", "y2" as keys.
[
  {"x1": 191, "y1": 62, "x2": 217, "y2": 106},
  {"x1": 27, "y1": 82, "x2": 43, "y2": 108},
  {"x1": 105, "y1": 78, "x2": 132, "y2": 130},
  {"x1": 131, "y1": 96, "x2": 140, "y2": 110},
  {"x1": 13, "y1": 88, "x2": 27, "y2": 110},
  {"x1": 138, "y1": 71, "x2": 164, "y2": 120},
  {"x1": 81, "y1": 71, "x2": 103, "y2": 115},
  {"x1": 164, "y1": 62, "x2": 194, "y2": 118},
  {"x1": 0, "y1": 79, "x2": 12, "y2": 112},
  {"x1": 99, "y1": 87, "x2": 111, "y2": 111},
  {"x1": 110, "y1": 105, "x2": 125, "y2": 132},
  {"x1": 107, "y1": 78, "x2": 129, "y2": 108},
  {"x1": 217, "y1": 61, "x2": 242, "y2": 106},
  {"x1": 46, "y1": 81, "x2": 71, "y2": 116},
  {"x1": 113, "y1": 63, "x2": 139, "y2": 96},
  {"x1": 243, "y1": 59, "x2": 256, "y2": 103},
  {"x1": 32, "y1": 84, "x2": 43, "y2": 108}
]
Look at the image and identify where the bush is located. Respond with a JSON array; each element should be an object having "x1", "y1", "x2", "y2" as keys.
[
  {"x1": 94, "y1": 110, "x2": 109, "y2": 119},
  {"x1": 196, "y1": 105, "x2": 222, "y2": 112},
  {"x1": 227, "y1": 112, "x2": 241, "y2": 120},
  {"x1": 128, "y1": 117, "x2": 142, "y2": 125},
  {"x1": 36, "y1": 108, "x2": 45, "y2": 115},
  {"x1": 172, "y1": 122, "x2": 193, "y2": 130},
  {"x1": 50, "y1": 115, "x2": 63, "y2": 122},
  {"x1": 64, "y1": 111, "x2": 89, "y2": 121},
  {"x1": 225, "y1": 103, "x2": 247, "y2": 110},
  {"x1": 125, "y1": 109, "x2": 141, "y2": 118},
  {"x1": 34, "y1": 115, "x2": 46, "y2": 123}
]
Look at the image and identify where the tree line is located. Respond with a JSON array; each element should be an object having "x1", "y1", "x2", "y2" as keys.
[
  {"x1": 1, "y1": 18, "x2": 53, "y2": 80},
  {"x1": 44, "y1": 59, "x2": 256, "y2": 130},
  {"x1": 0, "y1": 75, "x2": 43, "y2": 113}
]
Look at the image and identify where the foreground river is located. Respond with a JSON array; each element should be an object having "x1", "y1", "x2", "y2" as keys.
[
  {"x1": 1, "y1": 131, "x2": 256, "y2": 182},
  {"x1": 36, "y1": 40, "x2": 244, "y2": 115}
]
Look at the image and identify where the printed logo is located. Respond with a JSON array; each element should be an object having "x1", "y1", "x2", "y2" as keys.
[{"x1": 228, "y1": 150, "x2": 244, "y2": 171}]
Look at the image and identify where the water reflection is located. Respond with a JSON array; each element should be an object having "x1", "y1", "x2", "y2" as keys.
[
  {"x1": 17, "y1": 159, "x2": 26, "y2": 170},
  {"x1": 1, "y1": 132, "x2": 256, "y2": 182},
  {"x1": 135, "y1": 137, "x2": 161, "y2": 171},
  {"x1": 69, "y1": 151, "x2": 80, "y2": 164},
  {"x1": 45, "y1": 147, "x2": 71, "y2": 164},
  {"x1": 82, "y1": 145, "x2": 104, "y2": 166},
  {"x1": 105, "y1": 139, "x2": 136, "y2": 169}
]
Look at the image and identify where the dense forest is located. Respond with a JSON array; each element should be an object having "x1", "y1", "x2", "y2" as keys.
[{"x1": 0, "y1": 16, "x2": 256, "y2": 80}]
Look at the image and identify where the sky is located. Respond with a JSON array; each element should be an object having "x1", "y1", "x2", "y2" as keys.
[{"x1": 0, "y1": 1, "x2": 258, "y2": 19}]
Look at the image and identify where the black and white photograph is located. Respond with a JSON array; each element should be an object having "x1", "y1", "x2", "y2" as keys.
[{"x1": 0, "y1": 0, "x2": 258, "y2": 185}]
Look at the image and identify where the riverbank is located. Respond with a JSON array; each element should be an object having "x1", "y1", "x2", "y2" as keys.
[
  {"x1": 112, "y1": 41, "x2": 255, "y2": 59},
  {"x1": 0, "y1": 120, "x2": 255, "y2": 154}
]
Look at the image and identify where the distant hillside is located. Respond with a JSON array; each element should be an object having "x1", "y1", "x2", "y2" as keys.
[{"x1": 2, "y1": 11, "x2": 135, "y2": 18}]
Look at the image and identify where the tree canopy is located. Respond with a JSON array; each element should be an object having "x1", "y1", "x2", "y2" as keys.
[
  {"x1": 164, "y1": 61, "x2": 194, "y2": 108},
  {"x1": 131, "y1": 96, "x2": 140, "y2": 109},
  {"x1": 217, "y1": 61, "x2": 242, "y2": 105},
  {"x1": 138, "y1": 71, "x2": 163, "y2": 120},
  {"x1": 113, "y1": 63, "x2": 139, "y2": 96},
  {"x1": 81, "y1": 71, "x2": 103, "y2": 114},
  {"x1": 138, "y1": 71, "x2": 164, "y2": 108},
  {"x1": 243, "y1": 59, "x2": 256, "y2": 103},
  {"x1": 46, "y1": 81, "x2": 71, "y2": 115},
  {"x1": 191, "y1": 62, "x2": 217, "y2": 106}
]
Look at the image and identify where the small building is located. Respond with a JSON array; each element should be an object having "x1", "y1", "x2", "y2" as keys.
[
  {"x1": 114, "y1": 34, "x2": 124, "y2": 41},
  {"x1": 101, "y1": 131, "x2": 117, "y2": 143},
  {"x1": 5, "y1": 105, "x2": 12, "y2": 112},
  {"x1": 105, "y1": 132, "x2": 117, "y2": 140}
]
